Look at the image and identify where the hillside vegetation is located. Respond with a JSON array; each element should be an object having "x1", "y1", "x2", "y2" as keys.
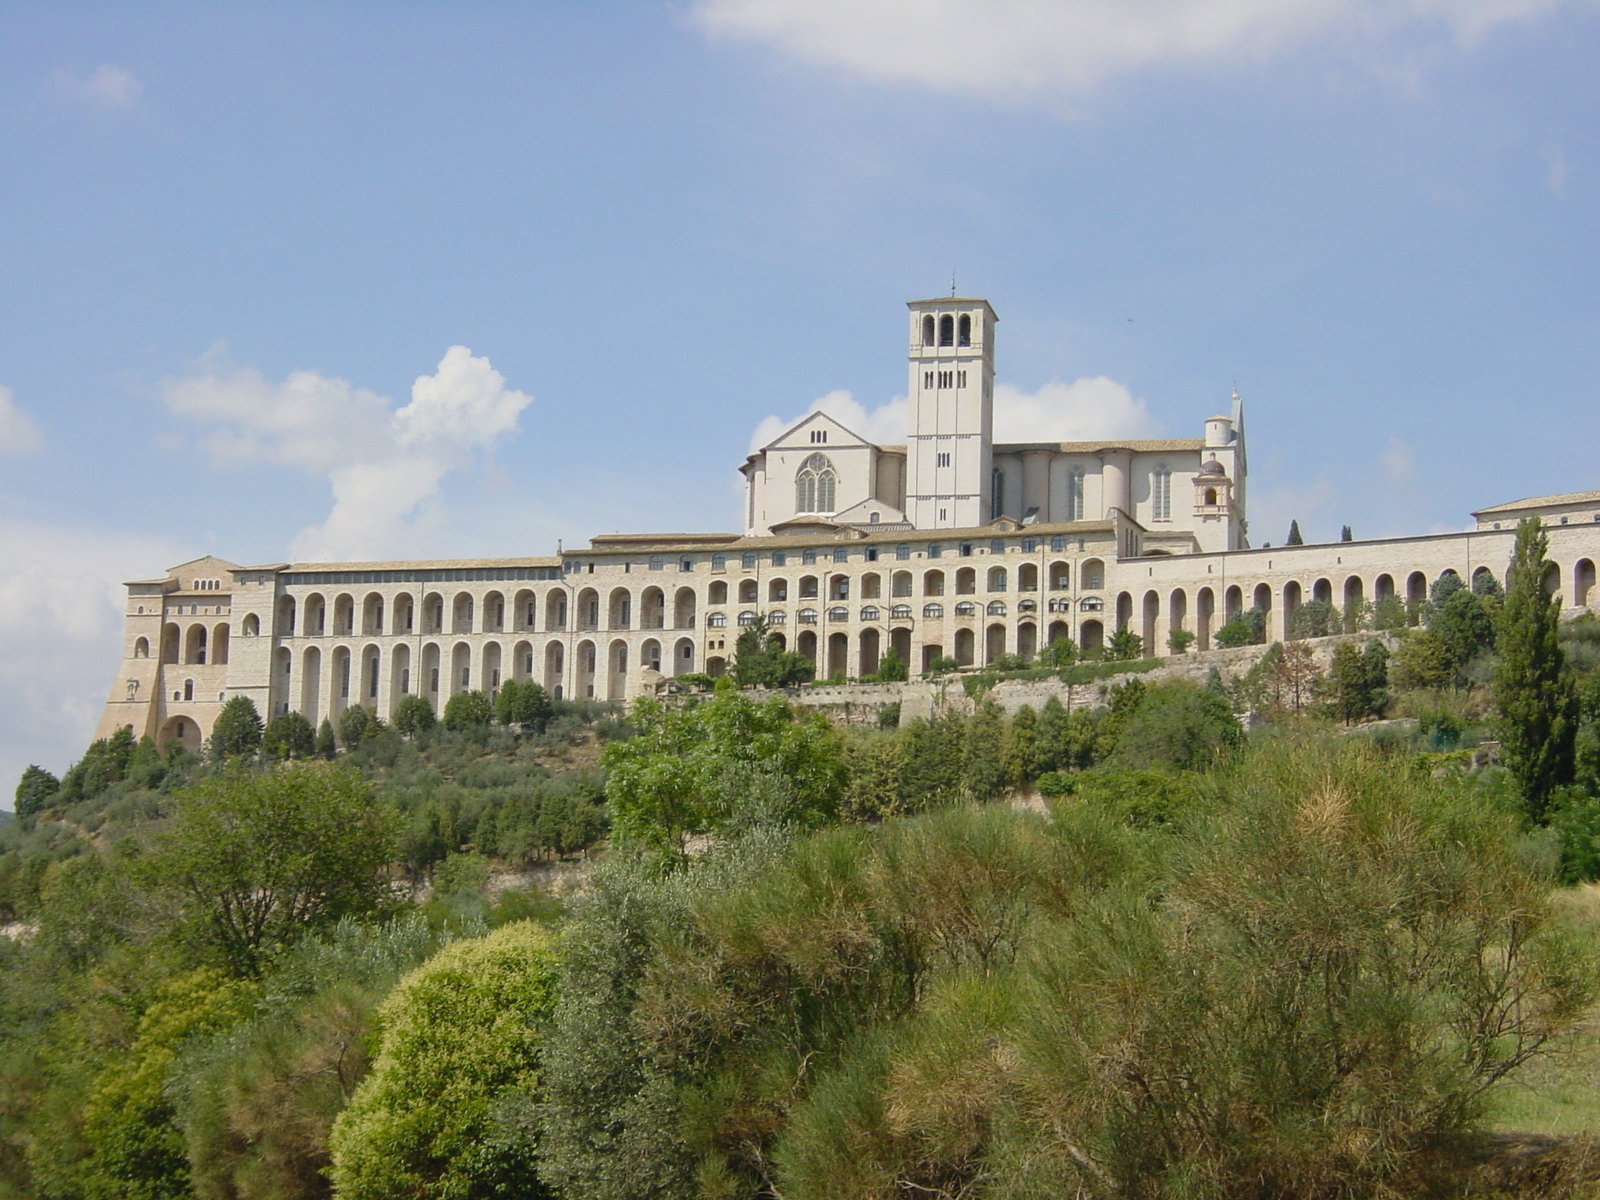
[{"x1": 6, "y1": 518, "x2": 1600, "y2": 1199}]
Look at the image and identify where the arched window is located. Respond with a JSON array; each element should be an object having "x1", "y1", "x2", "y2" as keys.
[
  {"x1": 1065, "y1": 465, "x2": 1085, "y2": 522},
  {"x1": 860, "y1": 606, "x2": 881, "y2": 622},
  {"x1": 991, "y1": 466, "x2": 1004, "y2": 520},
  {"x1": 828, "y1": 607, "x2": 848, "y2": 622},
  {"x1": 923, "y1": 603, "x2": 944, "y2": 618},
  {"x1": 922, "y1": 314, "x2": 936, "y2": 345},
  {"x1": 958, "y1": 314, "x2": 971, "y2": 346},
  {"x1": 1152, "y1": 464, "x2": 1172, "y2": 522},
  {"x1": 1204, "y1": 487, "x2": 1218, "y2": 506},
  {"x1": 133, "y1": 636, "x2": 150, "y2": 658},
  {"x1": 939, "y1": 314, "x2": 954, "y2": 346},
  {"x1": 795, "y1": 453, "x2": 838, "y2": 514}
]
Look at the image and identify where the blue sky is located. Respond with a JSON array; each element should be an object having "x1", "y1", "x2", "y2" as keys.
[{"x1": 1, "y1": 0, "x2": 1596, "y2": 789}]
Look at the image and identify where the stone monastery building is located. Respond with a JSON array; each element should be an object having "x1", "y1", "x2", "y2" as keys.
[{"x1": 96, "y1": 297, "x2": 1600, "y2": 752}]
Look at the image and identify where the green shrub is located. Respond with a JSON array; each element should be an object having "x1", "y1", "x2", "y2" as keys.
[{"x1": 328, "y1": 922, "x2": 559, "y2": 1200}]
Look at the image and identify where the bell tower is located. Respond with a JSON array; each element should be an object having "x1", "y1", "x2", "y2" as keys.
[{"x1": 904, "y1": 297, "x2": 997, "y2": 529}]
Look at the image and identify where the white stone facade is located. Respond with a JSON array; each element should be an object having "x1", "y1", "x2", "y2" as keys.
[{"x1": 91, "y1": 297, "x2": 1600, "y2": 752}]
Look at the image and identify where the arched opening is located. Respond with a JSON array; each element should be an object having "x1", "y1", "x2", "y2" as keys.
[
  {"x1": 923, "y1": 569, "x2": 946, "y2": 596},
  {"x1": 709, "y1": 580, "x2": 729, "y2": 606},
  {"x1": 1471, "y1": 567, "x2": 1498, "y2": 595},
  {"x1": 513, "y1": 589, "x2": 536, "y2": 631},
  {"x1": 1080, "y1": 619, "x2": 1104, "y2": 654},
  {"x1": 795, "y1": 453, "x2": 838, "y2": 513},
  {"x1": 362, "y1": 644, "x2": 382, "y2": 703},
  {"x1": 1283, "y1": 581, "x2": 1302, "y2": 637},
  {"x1": 954, "y1": 627, "x2": 975, "y2": 666},
  {"x1": 544, "y1": 641, "x2": 565, "y2": 694},
  {"x1": 640, "y1": 639, "x2": 662, "y2": 673},
  {"x1": 608, "y1": 588, "x2": 632, "y2": 629},
  {"x1": 1578, "y1": 560, "x2": 1596, "y2": 607},
  {"x1": 1168, "y1": 589, "x2": 1187, "y2": 652},
  {"x1": 332, "y1": 594, "x2": 354, "y2": 636},
  {"x1": 1312, "y1": 578, "x2": 1332, "y2": 605},
  {"x1": 891, "y1": 570, "x2": 913, "y2": 598},
  {"x1": 830, "y1": 574, "x2": 851, "y2": 601},
  {"x1": 1017, "y1": 622, "x2": 1037, "y2": 660},
  {"x1": 1116, "y1": 592, "x2": 1134, "y2": 632},
  {"x1": 422, "y1": 642, "x2": 441, "y2": 700},
  {"x1": 393, "y1": 593, "x2": 416, "y2": 635},
  {"x1": 483, "y1": 642, "x2": 503, "y2": 695},
  {"x1": 1049, "y1": 561, "x2": 1070, "y2": 591},
  {"x1": 985, "y1": 623, "x2": 1007, "y2": 665},
  {"x1": 273, "y1": 646, "x2": 292, "y2": 713},
  {"x1": 1081, "y1": 559, "x2": 1104, "y2": 590},
  {"x1": 1374, "y1": 574, "x2": 1395, "y2": 602},
  {"x1": 1195, "y1": 588, "x2": 1214, "y2": 650},
  {"x1": 608, "y1": 640, "x2": 629, "y2": 700},
  {"x1": 211, "y1": 624, "x2": 230, "y2": 666},
  {"x1": 451, "y1": 642, "x2": 472, "y2": 695},
  {"x1": 276, "y1": 595, "x2": 296, "y2": 636},
  {"x1": 1252, "y1": 583, "x2": 1273, "y2": 629},
  {"x1": 861, "y1": 573, "x2": 882, "y2": 600},
  {"x1": 1224, "y1": 585, "x2": 1243, "y2": 623},
  {"x1": 922, "y1": 314, "x2": 935, "y2": 346},
  {"x1": 363, "y1": 593, "x2": 385, "y2": 636},
  {"x1": 674, "y1": 587, "x2": 697, "y2": 628},
  {"x1": 957, "y1": 313, "x2": 971, "y2": 346},
  {"x1": 158, "y1": 715, "x2": 203, "y2": 755},
  {"x1": 1204, "y1": 487, "x2": 1218, "y2": 506},
  {"x1": 1017, "y1": 563, "x2": 1038, "y2": 592},
  {"x1": 184, "y1": 624, "x2": 208, "y2": 665},
  {"x1": 827, "y1": 632, "x2": 849, "y2": 679},
  {"x1": 545, "y1": 590, "x2": 569, "y2": 630},
  {"x1": 1543, "y1": 562, "x2": 1562, "y2": 603},
  {"x1": 707, "y1": 655, "x2": 727, "y2": 679},
  {"x1": 304, "y1": 594, "x2": 326, "y2": 636},
  {"x1": 331, "y1": 646, "x2": 352, "y2": 715},
  {"x1": 513, "y1": 640, "x2": 534, "y2": 682},
  {"x1": 423, "y1": 593, "x2": 444, "y2": 634},
  {"x1": 860, "y1": 628, "x2": 881, "y2": 676},
  {"x1": 576, "y1": 640, "x2": 598, "y2": 698},
  {"x1": 1343, "y1": 576, "x2": 1364, "y2": 631},
  {"x1": 452, "y1": 592, "x2": 475, "y2": 634},
  {"x1": 920, "y1": 643, "x2": 944, "y2": 674},
  {"x1": 133, "y1": 636, "x2": 150, "y2": 658},
  {"x1": 672, "y1": 637, "x2": 695, "y2": 676},
  {"x1": 183, "y1": 678, "x2": 195, "y2": 702},
  {"x1": 1142, "y1": 591, "x2": 1159, "y2": 654},
  {"x1": 301, "y1": 646, "x2": 322, "y2": 723},
  {"x1": 391, "y1": 644, "x2": 411, "y2": 707},
  {"x1": 955, "y1": 568, "x2": 976, "y2": 595},
  {"x1": 938, "y1": 313, "x2": 954, "y2": 346},
  {"x1": 988, "y1": 566, "x2": 1007, "y2": 593},
  {"x1": 576, "y1": 588, "x2": 600, "y2": 630},
  {"x1": 483, "y1": 591, "x2": 506, "y2": 633},
  {"x1": 1406, "y1": 572, "x2": 1427, "y2": 612},
  {"x1": 796, "y1": 630, "x2": 817, "y2": 671},
  {"x1": 891, "y1": 626, "x2": 912, "y2": 666}
]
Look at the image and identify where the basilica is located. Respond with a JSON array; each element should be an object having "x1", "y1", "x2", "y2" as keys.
[{"x1": 94, "y1": 297, "x2": 1600, "y2": 753}]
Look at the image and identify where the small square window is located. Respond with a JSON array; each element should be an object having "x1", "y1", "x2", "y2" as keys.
[
  {"x1": 742, "y1": 552, "x2": 757, "y2": 569},
  {"x1": 833, "y1": 547, "x2": 849, "y2": 563},
  {"x1": 1050, "y1": 535, "x2": 1065, "y2": 552},
  {"x1": 960, "y1": 542, "x2": 973, "y2": 557},
  {"x1": 679, "y1": 558, "x2": 693, "y2": 572},
  {"x1": 928, "y1": 543, "x2": 942, "y2": 558},
  {"x1": 991, "y1": 539, "x2": 1005, "y2": 554},
  {"x1": 865, "y1": 547, "x2": 879, "y2": 562}
]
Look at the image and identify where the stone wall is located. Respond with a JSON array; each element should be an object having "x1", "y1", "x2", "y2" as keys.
[{"x1": 767, "y1": 631, "x2": 1398, "y2": 725}]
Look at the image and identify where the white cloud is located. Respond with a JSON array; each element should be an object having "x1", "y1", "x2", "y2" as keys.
[
  {"x1": 51, "y1": 63, "x2": 143, "y2": 111},
  {"x1": 693, "y1": 0, "x2": 1584, "y2": 98},
  {"x1": 0, "y1": 517, "x2": 188, "y2": 796},
  {"x1": 749, "y1": 375, "x2": 1158, "y2": 452},
  {"x1": 1382, "y1": 434, "x2": 1416, "y2": 483},
  {"x1": 163, "y1": 346, "x2": 533, "y2": 561},
  {"x1": 0, "y1": 386, "x2": 43, "y2": 454}
]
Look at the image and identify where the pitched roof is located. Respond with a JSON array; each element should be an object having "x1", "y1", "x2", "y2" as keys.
[{"x1": 1473, "y1": 490, "x2": 1600, "y2": 517}]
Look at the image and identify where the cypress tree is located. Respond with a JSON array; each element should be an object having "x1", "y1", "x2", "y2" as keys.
[
  {"x1": 1493, "y1": 517, "x2": 1578, "y2": 820},
  {"x1": 963, "y1": 700, "x2": 1009, "y2": 803},
  {"x1": 1006, "y1": 705, "x2": 1040, "y2": 787},
  {"x1": 316, "y1": 717, "x2": 338, "y2": 760},
  {"x1": 1287, "y1": 520, "x2": 1304, "y2": 546},
  {"x1": 211, "y1": 696, "x2": 264, "y2": 759},
  {"x1": 1037, "y1": 695, "x2": 1069, "y2": 773}
]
